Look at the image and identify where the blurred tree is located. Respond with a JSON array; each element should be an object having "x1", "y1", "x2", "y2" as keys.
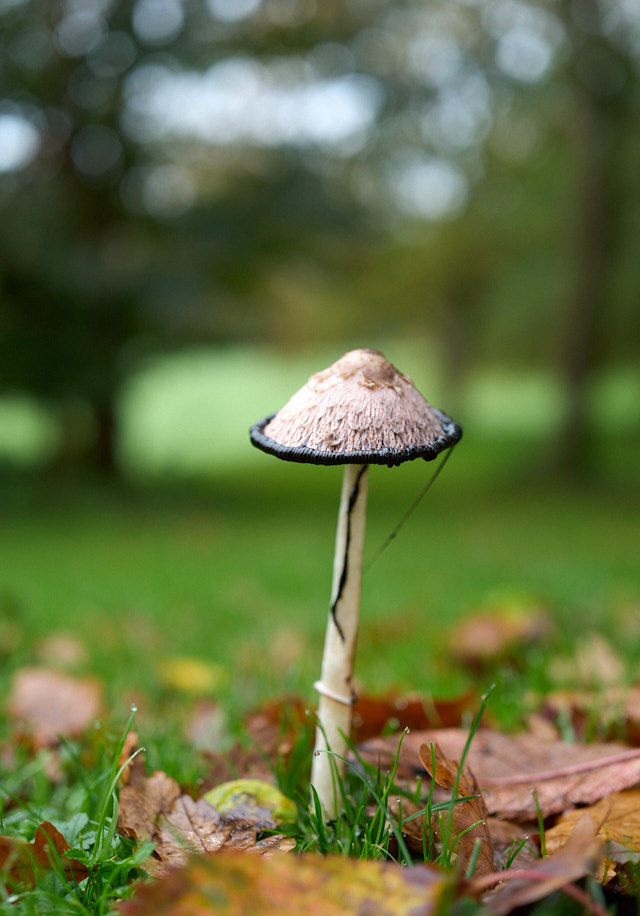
[
  {"x1": 553, "y1": 0, "x2": 640, "y2": 475},
  {"x1": 0, "y1": 0, "x2": 638, "y2": 475},
  {"x1": 0, "y1": 0, "x2": 365, "y2": 472}
]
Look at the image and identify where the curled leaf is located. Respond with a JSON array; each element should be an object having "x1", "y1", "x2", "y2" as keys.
[{"x1": 419, "y1": 742, "x2": 494, "y2": 877}]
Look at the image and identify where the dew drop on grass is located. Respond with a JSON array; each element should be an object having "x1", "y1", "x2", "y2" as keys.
[{"x1": 130, "y1": 704, "x2": 138, "y2": 713}]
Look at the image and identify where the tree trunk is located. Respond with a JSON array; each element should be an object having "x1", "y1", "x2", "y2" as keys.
[
  {"x1": 49, "y1": 397, "x2": 119, "y2": 477},
  {"x1": 91, "y1": 399, "x2": 119, "y2": 477},
  {"x1": 555, "y1": 0, "x2": 616, "y2": 477}
]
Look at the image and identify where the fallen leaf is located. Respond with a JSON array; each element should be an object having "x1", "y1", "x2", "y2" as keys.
[
  {"x1": 158, "y1": 657, "x2": 228, "y2": 695},
  {"x1": 547, "y1": 632, "x2": 625, "y2": 688},
  {"x1": 243, "y1": 697, "x2": 310, "y2": 758},
  {"x1": 156, "y1": 795, "x2": 232, "y2": 867},
  {"x1": 541, "y1": 685, "x2": 640, "y2": 744},
  {"x1": 418, "y1": 742, "x2": 494, "y2": 877},
  {"x1": 523, "y1": 712, "x2": 561, "y2": 742},
  {"x1": 485, "y1": 818, "x2": 540, "y2": 871},
  {"x1": 352, "y1": 690, "x2": 476, "y2": 742},
  {"x1": 117, "y1": 768, "x2": 182, "y2": 850},
  {"x1": 203, "y1": 742, "x2": 274, "y2": 788},
  {"x1": 203, "y1": 779, "x2": 297, "y2": 826},
  {"x1": 117, "y1": 851, "x2": 451, "y2": 915},
  {"x1": 118, "y1": 731, "x2": 146, "y2": 787},
  {"x1": 451, "y1": 603, "x2": 552, "y2": 670},
  {"x1": 202, "y1": 697, "x2": 311, "y2": 788},
  {"x1": 186, "y1": 700, "x2": 226, "y2": 752},
  {"x1": 0, "y1": 821, "x2": 90, "y2": 888},
  {"x1": 472, "y1": 814, "x2": 603, "y2": 915},
  {"x1": 156, "y1": 795, "x2": 295, "y2": 873},
  {"x1": 35, "y1": 633, "x2": 88, "y2": 669},
  {"x1": 6, "y1": 667, "x2": 102, "y2": 748},
  {"x1": 546, "y1": 789, "x2": 640, "y2": 884},
  {"x1": 357, "y1": 727, "x2": 640, "y2": 820},
  {"x1": 117, "y1": 767, "x2": 296, "y2": 876}
]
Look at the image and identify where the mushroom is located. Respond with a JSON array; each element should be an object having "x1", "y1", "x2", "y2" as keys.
[{"x1": 249, "y1": 348, "x2": 461, "y2": 819}]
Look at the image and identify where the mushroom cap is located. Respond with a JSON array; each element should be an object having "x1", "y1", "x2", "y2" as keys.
[{"x1": 250, "y1": 348, "x2": 462, "y2": 467}]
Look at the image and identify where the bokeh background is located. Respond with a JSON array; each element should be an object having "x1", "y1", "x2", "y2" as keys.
[
  {"x1": 1, "y1": 0, "x2": 639, "y2": 480},
  {"x1": 1, "y1": 0, "x2": 639, "y2": 724}
]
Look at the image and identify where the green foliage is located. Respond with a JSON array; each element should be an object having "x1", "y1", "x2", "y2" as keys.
[
  {"x1": 0, "y1": 713, "x2": 152, "y2": 914},
  {"x1": 289, "y1": 733, "x2": 419, "y2": 866}
]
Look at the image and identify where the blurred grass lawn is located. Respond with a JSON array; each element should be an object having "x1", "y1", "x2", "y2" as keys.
[{"x1": 1, "y1": 345, "x2": 639, "y2": 742}]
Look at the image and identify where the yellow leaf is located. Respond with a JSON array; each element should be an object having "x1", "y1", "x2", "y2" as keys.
[
  {"x1": 546, "y1": 789, "x2": 640, "y2": 883},
  {"x1": 118, "y1": 851, "x2": 452, "y2": 915},
  {"x1": 158, "y1": 657, "x2": 228, "y2": 695}
]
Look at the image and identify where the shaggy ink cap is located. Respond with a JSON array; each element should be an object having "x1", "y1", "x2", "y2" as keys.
[
  {"x1": 249, "y1": 348, "x2": 462, "y2": 466},
  {"x1": 249, "y1": 348, "x2": 462, "y2": 819}
]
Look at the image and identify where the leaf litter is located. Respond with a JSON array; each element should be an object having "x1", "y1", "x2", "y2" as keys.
[
  {"x1": 6, "y1": 666, "x2": 102, "y2": 749},
  {"x1": 0, "y1": 820, "x2": 91, "y2": 888},
  {"x1": 116, "y1": 739, "x2": 295, "y2": 876},
  {"x1": 117, "y1": 851, "x2": 452, "y2": 916},
  {"x1": 4, "y1": 666, "x2": 640, "y2": 911},
  {"x1": 357, "y1": 727, "x2": 640, "y2": 819},
  {"x1": 418, "y1": 741, "x2": 494, "y2": 877}
]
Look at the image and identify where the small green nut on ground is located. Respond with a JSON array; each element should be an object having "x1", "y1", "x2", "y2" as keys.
[{"x1": 203, "y1": 779, "x2": 297, "y2": 827}]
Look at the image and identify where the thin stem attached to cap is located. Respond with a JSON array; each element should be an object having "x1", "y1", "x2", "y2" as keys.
[{"x1": 311, "y1": 462, "x2": 369, "y2": 819}]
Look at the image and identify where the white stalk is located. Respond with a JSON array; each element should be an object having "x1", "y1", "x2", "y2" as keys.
[{"x1": 311, "y1": 462, "x2": 369, "y2": 819}]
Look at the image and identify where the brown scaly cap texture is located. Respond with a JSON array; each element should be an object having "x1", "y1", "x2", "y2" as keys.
[{"x1": 250, "y1": 348, "x2": 462, "y2": 467}]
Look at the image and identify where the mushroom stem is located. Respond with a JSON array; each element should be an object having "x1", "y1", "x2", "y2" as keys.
[{"x1": 311, "y1": 462, "x2": 369, "y2": 819}]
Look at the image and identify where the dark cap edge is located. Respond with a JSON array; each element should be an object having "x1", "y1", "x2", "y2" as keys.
[{"x1": 249, "y1": 411, "x2": 462, "y2": 468}]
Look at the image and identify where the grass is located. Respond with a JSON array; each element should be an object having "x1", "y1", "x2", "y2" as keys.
[
  {"x1": 0, "y1": 713, "x2": 153, "y2": 914},
  {"x1": 1, "y1": 348, "x2": 638, "y2": 721},
  {"x1": 1, "y1": 433, "x2": 639, "y2": 729}
]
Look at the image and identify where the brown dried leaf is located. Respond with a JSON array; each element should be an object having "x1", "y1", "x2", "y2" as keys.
[
  {"x1": 418, "y1": 742, "x2": 494, "y2": 877},
  {"x1": 202, "y1": 697, "x2": 311, "y2": 789},
  {"x1": 117, "y1": 851, "x2": 450, "y2": 916},
  {"x1": 117, "y1": 768, "x2": 295, "y2": 877},
  {"x1": 524, "y1": 713, "x2": 561, "y2": 742},
  {"x1": 0, "y1": 821, "x2": 90, "y2": 888},
  {"x1": 6, "y1": 667, "x2": 102, "y2": 748},
  {"x1": 35, "y1": 633, "x2": 88, "y2": 669},
  {"x1": 546, "y1": 789, "x2": 640, "y2": 883},
  {"x1": 485, "y1": 818, "x2": 540, "y2": 871},
  {"x1": 243, "y1": 697, "x2": 310, "y2": 758},
  {"x1": 352, "y1": 691, "x2": 475, "y2": 742},
  {"x1": 159, "y1": 793, "x2": 295, "y2": 873},
  {"x1": 358, "y1": 727, "x2": 640, "y2": 820},
  {"x1": 451, "y1": 604, "x2": 552, "y2": 670},
  {"x1": 541, "y1": 685, "x2": 640, "y2": 745},
  {"x1": 474, "y1": 815, "x2": 603, "y2": 915},
  {"x1": 117, "y1": 769, "x2": 182, "y2": 845},
  {"x1": 547, "y1": 632, "x2": 625, "y2": 688},
  {"x1": 185, "y1": 700, "x2": 226, "y2": 753},
  {"x1": 118, "y1": 731, "x2": 146, "y2": 788},
  {"x1": 154, "y1": 796, "x2": 229, "y2": 871}
]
